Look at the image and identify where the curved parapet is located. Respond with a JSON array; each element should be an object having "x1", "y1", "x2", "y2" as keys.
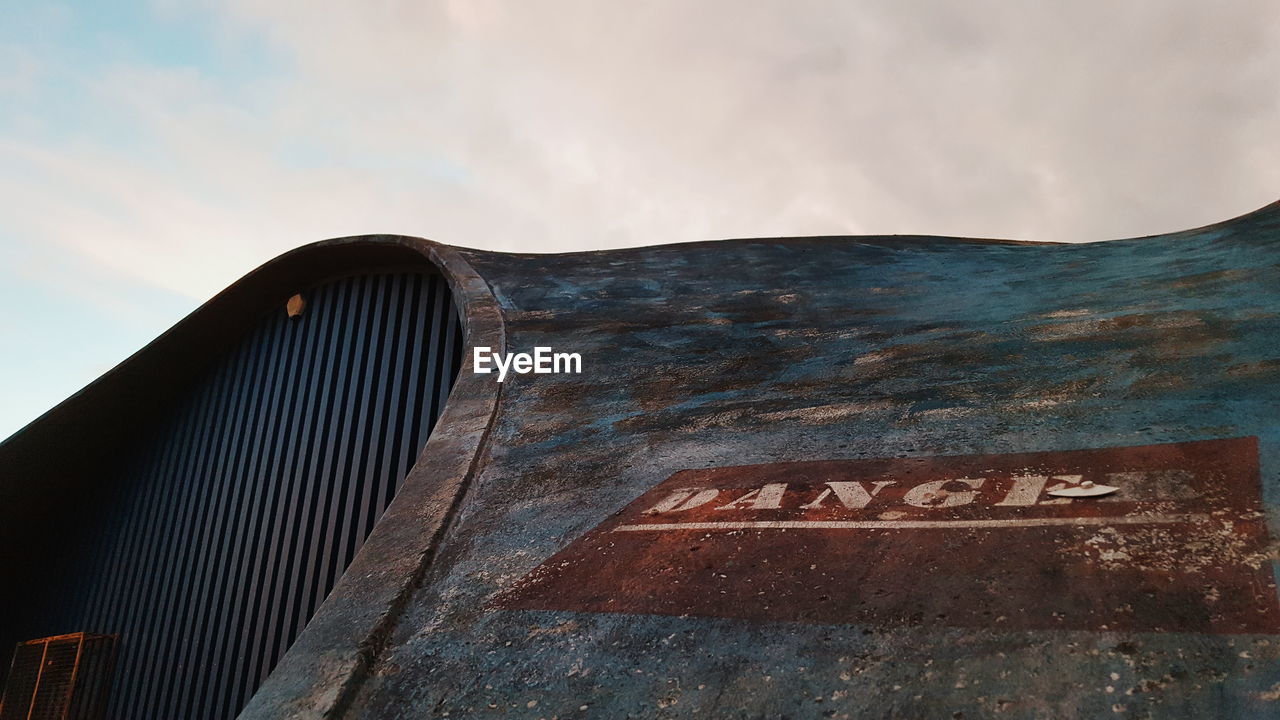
[{"x1": 237, "y1": 238, "x2": 506, "y2": 720}]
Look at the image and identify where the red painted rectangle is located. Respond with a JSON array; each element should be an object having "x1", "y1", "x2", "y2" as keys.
[{"x1": 494, "y1": 437, "x2": 1280, "y2": 633}]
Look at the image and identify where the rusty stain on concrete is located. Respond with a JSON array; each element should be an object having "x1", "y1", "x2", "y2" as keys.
[{"x1": 493, "y1": 438, "x2": 1279, "y2": 635}]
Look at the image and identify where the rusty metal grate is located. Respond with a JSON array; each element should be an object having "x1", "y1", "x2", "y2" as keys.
[{"x1": 0, "y1": 633, "x2": 117, "y2": 720}]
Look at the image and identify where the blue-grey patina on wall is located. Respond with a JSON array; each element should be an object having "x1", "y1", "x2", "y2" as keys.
[
  {"x1": 344, "y1": 204, "x2": 1280, "y2": 718},
  {"x1": 5, "y1": 205, "x2": 1279, "y2": 720}
]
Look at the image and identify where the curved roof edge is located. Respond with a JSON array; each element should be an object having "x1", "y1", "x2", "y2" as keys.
[
  {"x1": 432, "y1": 198, "x2": 1280, "y2": 257},
  {"x1": 235, "y1": 238, "x2": 506, "y2": 720},
  {"x1": 1106, "y1": 197, "x2": 1280, "y2": 243}
]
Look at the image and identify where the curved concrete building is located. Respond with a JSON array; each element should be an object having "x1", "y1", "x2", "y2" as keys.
[{"x1": 2, "y1": 202, "x2": 1279, "y2": 719}]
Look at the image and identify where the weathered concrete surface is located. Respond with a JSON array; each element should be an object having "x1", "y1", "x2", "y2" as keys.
[{"x1": 337, "y1": 203, "x2": 1280, "y2": 719}]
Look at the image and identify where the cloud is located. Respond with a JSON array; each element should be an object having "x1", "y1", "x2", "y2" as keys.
[
  {"x1": 8, "y1": 1, "x2": 1280, "y2": 297},
  {"x1": 211, "y1": 0, "x2": 1280, "y2": 252}
]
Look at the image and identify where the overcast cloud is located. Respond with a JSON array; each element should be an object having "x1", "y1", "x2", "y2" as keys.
[{"x1": 1, "y1": 1, "x2": 1278, "y2": 437}]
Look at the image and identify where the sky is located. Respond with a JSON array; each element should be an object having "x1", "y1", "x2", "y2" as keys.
[{"x1": 1, "y1": 0, "x2": 1279, "y2": 440}]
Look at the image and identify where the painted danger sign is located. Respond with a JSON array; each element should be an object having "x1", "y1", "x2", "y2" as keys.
[{"x1": 494, "y1": 437, "x2": 1280, "y2": 633}]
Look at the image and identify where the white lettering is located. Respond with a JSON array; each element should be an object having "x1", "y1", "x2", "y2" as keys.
[
  {"x1": 902, "y1": 477, "x2": 985, "y2": 508},
  {"x1": 472, "y1": 346, "x2": 581, "y2": 381},
  {"x1": 493, "y1": 351, "x2": 515, "y2": 382},
  {"x1": 1038, "y1": 475, "x2": 1079, "y2": 505},
  {"x1": 554, "y1": 351, "x2": 582, "y2": 373},
  {"x1": 646, "y1": 488, "x2": 721, "y2": 513},
  {"x1": 800, "y1": 481, "x2": 895, "y2": 510},
  {"x1": 995, "y1": 474, "x2": 1048, "y2": 506},
  {"x1": 716, "y1": 483, "x2": 787, "y2": 510},
  {"x1": 997, "y1": 474, "x2": 1075, "y2": 505}
]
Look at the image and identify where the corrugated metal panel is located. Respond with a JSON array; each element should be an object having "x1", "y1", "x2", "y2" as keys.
[{"x1": 22, "y1": 270, "x2": 463, "y2": 720}]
